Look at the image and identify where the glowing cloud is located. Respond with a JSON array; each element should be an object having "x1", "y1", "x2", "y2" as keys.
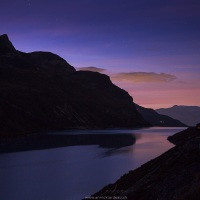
[
  {"x1": 77, "y1": 66, "x2": 106, "y2": 73},
  {"x1": 112, "y1": 72, "x2": 177, "y2": 83}
]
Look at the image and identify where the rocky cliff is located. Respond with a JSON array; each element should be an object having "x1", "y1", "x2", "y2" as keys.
[{"x1": 0, "y1": 34, "x2": 148, "y2": 136}]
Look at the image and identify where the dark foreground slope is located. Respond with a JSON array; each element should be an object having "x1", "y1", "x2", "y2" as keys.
[
  {"x1": 0, "y1": 34, "x2": 148, "y2": 137},
  {"x1": 135, "y1": 104, "x2": 186, "y2": 127},
  {"x1": 92, "y1": 126, "x2": 200, "y2": 200}
]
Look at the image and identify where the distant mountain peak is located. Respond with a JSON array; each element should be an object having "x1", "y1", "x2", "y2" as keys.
[
  {"x1": 156, "y1": 105, "x2": 200, "y2": 126},
  {"x1": 135, "y1": 104, "x2": 186, "y2": 127},
  {"x1": 0, "y1": 34, "x2": 16, "y2": 55}
]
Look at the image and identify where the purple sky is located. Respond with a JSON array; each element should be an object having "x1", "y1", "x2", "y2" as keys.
[{"x1": 1, "y1": 0, "x2": 200, "y2": 108}]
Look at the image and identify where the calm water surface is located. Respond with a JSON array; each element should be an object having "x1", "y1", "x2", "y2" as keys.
[{"x1": 0, "y1": 127, "x2": 185, "y2": 200}]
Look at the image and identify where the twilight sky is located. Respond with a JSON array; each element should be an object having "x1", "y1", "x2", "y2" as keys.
[{"x1": 1, "y1": 0, "x2": 200, "y2": 108}]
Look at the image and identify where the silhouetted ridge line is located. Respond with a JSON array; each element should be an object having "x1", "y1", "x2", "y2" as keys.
[{"x1": 0, "y1": 34, "x2": 149, "y2": 137}]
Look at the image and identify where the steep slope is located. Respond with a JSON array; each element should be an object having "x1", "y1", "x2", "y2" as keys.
[
  {"x1": 135, "y1": 104, "x2": 186, "y2": 127},
  {"x1": 0, "y1": 34, "x2": 148, "y2": 136},
  {"x1": 93, "y1": 127, "x2": 200, "y2": 200},
  {"x1": 156, "y1": 105, "x2": 200, "y2": 126}
]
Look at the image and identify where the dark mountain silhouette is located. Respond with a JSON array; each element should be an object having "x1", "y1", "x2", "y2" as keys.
[
  {"x1": 0, "y1": 34, "x2": 16, "y2": 54},
  {"x1": 0, "y1": 34, "x2": 148, "y2": 137},
  {"x1": 135, "y1": 104, "x2": 186, "y2": 127},
  {"x1": 156, "y1": 105, "x2": 200, "y2": 126}
]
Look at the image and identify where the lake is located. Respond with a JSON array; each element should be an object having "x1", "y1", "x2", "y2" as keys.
[{"x1": 0, "y1": 127, "x2": 185, "y2": 200}]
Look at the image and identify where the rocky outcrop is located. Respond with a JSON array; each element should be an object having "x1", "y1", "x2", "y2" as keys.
[
  {"x1": 168, "y1": 125, "x2": 200, "y2": 145},
  {"x1": 0, "y1": 34, "x2": 148, "y2": 136},
  {"x1": 136, "y1": 104, "x2": 187, "y2": 127},
  {"x1": 92, "y1": 127, "x2": 200, "y2": 200},
  {"x1": 0, "y1": 34, "x2": 16, "y2": 55}
]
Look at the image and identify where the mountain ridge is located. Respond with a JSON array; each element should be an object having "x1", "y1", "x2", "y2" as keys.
[
  {"x1": 156, "y1": 105, "x2": 200, "y2": 126},
  {"x1": 135, "y1": 104, "x2": 187, "y2": 127},
  {"x1": 0, "y1": 34, "x2": 148, "y2": 137}
]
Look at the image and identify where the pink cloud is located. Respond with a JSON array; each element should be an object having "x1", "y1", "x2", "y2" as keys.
[
  {"x1": 111, "y1": 72, "x2": 176, "y2": 83},
  {"x1": 76, "y1": 66, "x2": 106, "y2": 73}
]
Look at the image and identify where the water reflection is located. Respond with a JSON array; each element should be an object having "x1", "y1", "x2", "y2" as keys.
[
  {"x1": 0, "y1": 128, "x2": 186, "y2": 200},
  {"x1": 0, "y1": 133, "x2": 136, "y2": 153},
  {"x1": 59, "y1": 133, "x2": 136, "y2": 148},
  {"x1": 99, "y1": 146, "x2": 134, "y2": 157}
]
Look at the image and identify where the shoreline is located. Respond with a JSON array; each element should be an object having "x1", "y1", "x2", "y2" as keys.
[{"x1": 0, "y1": 127, "x2": 184, "y2": 154}]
